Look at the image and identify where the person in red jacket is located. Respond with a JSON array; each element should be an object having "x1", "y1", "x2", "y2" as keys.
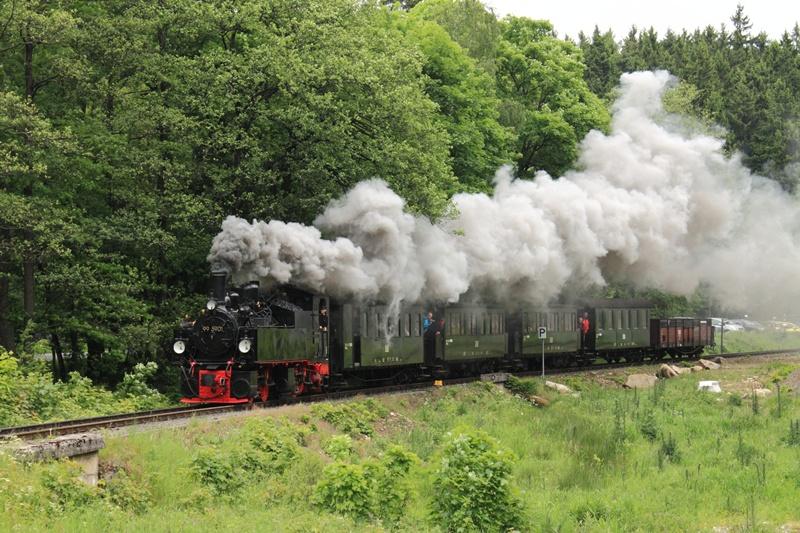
[{"x1": 580, "y1": 312, "x2": 590, "y2": 343}]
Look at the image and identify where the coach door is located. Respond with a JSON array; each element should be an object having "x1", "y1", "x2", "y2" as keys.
[{"x1": 579, "y1": 308, "x2": 596, "y2": 352}]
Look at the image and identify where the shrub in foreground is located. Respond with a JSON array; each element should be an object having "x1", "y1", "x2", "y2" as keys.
[
  {"x1": 431, "y1": 429, "x2": 524, "y2": 532},
  {"x1": 314, "y1": 444, "x2": 417, "y2": 524}
]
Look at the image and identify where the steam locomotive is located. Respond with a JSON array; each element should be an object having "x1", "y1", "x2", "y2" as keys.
[{"x1": 172, "y1": 271, "x2": 715, "y2": 404}]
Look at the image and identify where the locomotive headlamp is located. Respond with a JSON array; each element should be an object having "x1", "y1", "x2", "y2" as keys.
[
  {"x1": 173, "y1": 340, "x2": 186, "y2": 354},
  {"x1": 238, "y1": 338, "x2": 252, "y2": 353},
  {"x1": 206, "y1": 299, "x2": 217, "y2": 311}
]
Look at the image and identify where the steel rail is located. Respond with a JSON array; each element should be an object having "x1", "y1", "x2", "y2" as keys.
[{"x1": 3, "y1": 348, "x2": 799, "y2": 440}]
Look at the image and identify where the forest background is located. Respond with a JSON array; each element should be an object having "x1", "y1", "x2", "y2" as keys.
[{"x1": 1, "y1": 0, "x2": 799, "y2": 394}]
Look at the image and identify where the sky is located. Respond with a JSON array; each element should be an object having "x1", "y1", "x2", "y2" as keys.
[{"x1": 483, "y1": 1, "x2": 800, "y2": 40}]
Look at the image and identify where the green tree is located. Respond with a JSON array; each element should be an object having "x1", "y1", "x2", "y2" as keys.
[
  {"x1": 411, "y1": 0, "x2": 501, "y2": 75},
  {"x1": 391, "y1": 11, "x2": 513, "y2": 191},
  {"x1": 496, "y1": 17, "x2": 610, "y2": 178},
  {"x1": 579, "y1": 26, "x2": 621, "y2": 99}
]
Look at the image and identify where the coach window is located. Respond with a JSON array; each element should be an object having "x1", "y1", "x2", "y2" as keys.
[
  {"x1": 622, "y1": 310, "x2": 628, "y2": 330},
  {"x1": 604, "y1": 309, "x2": 612, "y2": 329}
]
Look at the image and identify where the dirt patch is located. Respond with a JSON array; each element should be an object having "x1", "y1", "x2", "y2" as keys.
[
  {"x1": 374, "y1": 410, "x2": 415, "y2": 436},
  {"x1": 580, "y1": 370, "x2": 628, "y2": 388}
]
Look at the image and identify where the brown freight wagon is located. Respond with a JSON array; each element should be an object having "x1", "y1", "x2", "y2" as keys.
[{"x1": 650, "y1": 318, "x2": 715, "y2": 357}]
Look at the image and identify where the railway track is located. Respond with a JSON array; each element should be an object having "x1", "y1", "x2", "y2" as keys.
[{"x1": 3, "y1": 348, "x2": 799, "y2": 440}]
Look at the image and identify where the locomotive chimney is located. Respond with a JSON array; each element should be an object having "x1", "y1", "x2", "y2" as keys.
[{"x1": 210, "y1": 270, "x2": 227, "y2": 302}]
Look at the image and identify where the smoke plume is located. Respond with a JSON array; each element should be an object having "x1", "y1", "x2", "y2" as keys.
[{"x1": 209, "y1": 71, "x2": 800, "y2": 316}]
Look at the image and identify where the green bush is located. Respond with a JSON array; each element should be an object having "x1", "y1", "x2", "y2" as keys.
[
  {"x1": 240, "y1": 418, "x2": 301, "y2": 472},
  {"x1": 114, "y1": 362, "x2": 169, "y2": 410},
  {"x1": 314, "y1": 462, "x2": 373, "y2": 519},
  {"x1": 504, "y1": 375, "x2": 538, "y2": 397},
  {"x1": 314, "y1": 444, "x2": 417, "y2": 524},
  {"x1": 191, "y1": 418, "x2": 304, "y2": 494},
  {"x1": 190, "y1": 447, "x2": 245, "y2": 495},
  {"x1": 40, "y1": 461, "x2": 98, "y2": 513},
  {"x1": 0, "y1": 348, "x2": 170, "y2": 426},
  {"x1": 431, "y1": 429, "x2": 524, "y2": 532},
  {"x1": 102, "y1": 471, "x2": 151, "y2": 514},
  {"x1": 312, "y1": 399, "x2": 389, "y2": 436},
  {"x1": 323, "y1": 434, "x2": 354, "y2": 460}
]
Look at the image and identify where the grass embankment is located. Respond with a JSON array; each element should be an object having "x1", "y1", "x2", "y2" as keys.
[
  {"x1": 3, "y1": 357, "x2": 800, "y2": 531},
  {"x1": 704, "y1": 329, "x2": 800, "y2": 355}
]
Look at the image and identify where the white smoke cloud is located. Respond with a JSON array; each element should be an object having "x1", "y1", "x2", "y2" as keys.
[{"x1": 208, "y1": 70, "x2": 800, "y2": 316}]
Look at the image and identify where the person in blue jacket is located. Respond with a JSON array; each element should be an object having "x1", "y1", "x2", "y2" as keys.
[{"x1": 423, "y1": 311, "x2": 433, "y2": 333}]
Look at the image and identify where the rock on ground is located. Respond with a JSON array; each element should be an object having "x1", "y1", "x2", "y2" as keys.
[
  {"x1": 699, "y1": 359, "x2": 721, "y2": 370},
  {"x1": 698, "y1": 380, "x2": 722, "y2": 393},
  {"x1": 545, "y1": 381, "x2": 573, "y2": 394},
  {"x1": 657, "y1": 364, "x2": 680, "y2": 378},
  {"x1": 529, "y1": 395, "x2": 550, "y2": 407},
  {"x1": 625, "y1": 373, "x2": 658, "y2": 389}
]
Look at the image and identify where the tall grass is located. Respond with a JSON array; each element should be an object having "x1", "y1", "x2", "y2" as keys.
[{"x1": 3, "y1": 359, "x2": 800, "y2": 532}]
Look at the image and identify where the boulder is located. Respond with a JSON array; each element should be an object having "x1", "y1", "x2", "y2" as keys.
[
  {"x1": 544, "y1": 381, "x2": 573, "y2": 394},
  {"x1": 712, "y1": 356, "x2": 724, "y2": 365},
  {"x1": 691, "y1": 365, "x2": 704, "y2": 372},
  {"x1": 529, "y1": 395, "x2": 550, "y2": 407},
  {"x1": 676, "y1": 367, "x2": 692, "y2": 375},
  {"x1": 657, "y1": 364, "x2": 680, "y2": 378},
  {"x1": 697, "y1": 380, "x2": 722, "y2": 393},
  {"x1": 753, "y1": 388, "x2": 772, "y2": 398},
  {"x1": 625, "y1": 373, "x2": 658, "y2": 389},
  {"x1": 698, "y1": 359, "x2": 721, "y2": 370}
]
